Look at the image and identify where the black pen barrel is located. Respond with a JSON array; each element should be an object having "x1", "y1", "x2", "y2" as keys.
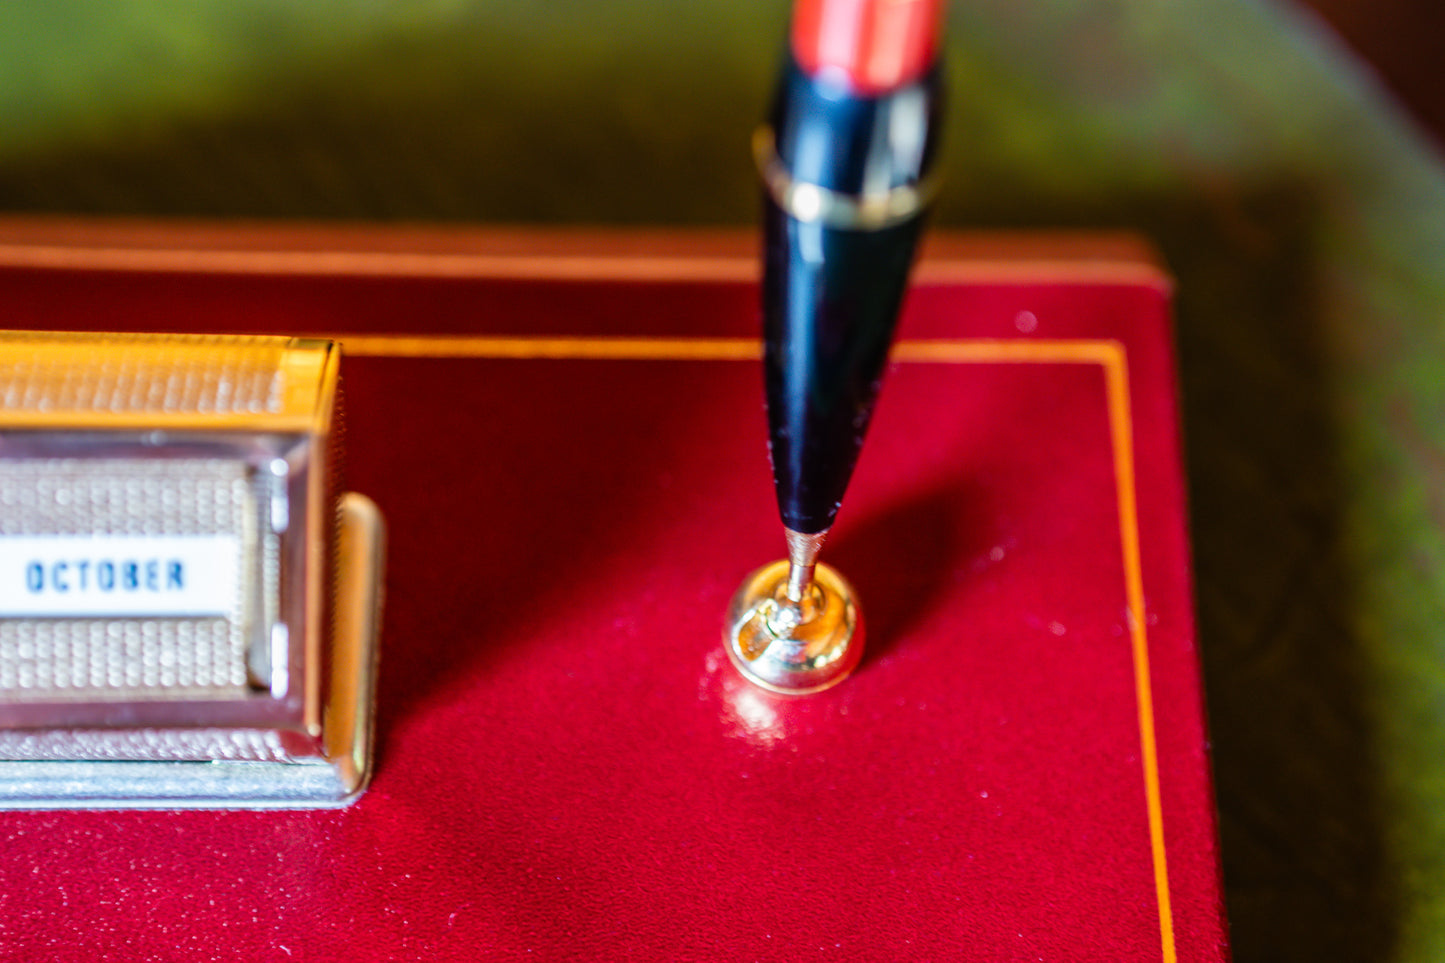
[{"x1": 761, "y1": 57, "x2": 942, "y2": 535}]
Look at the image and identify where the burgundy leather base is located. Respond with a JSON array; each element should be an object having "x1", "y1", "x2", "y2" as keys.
[{"x1": 0, "y1": 224, "x2": 1226, "y2": 961}]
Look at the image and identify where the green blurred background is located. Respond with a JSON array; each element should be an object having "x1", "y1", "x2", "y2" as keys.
[{"x1": 2, "y1": 2, "x2": 1443, "y2": 959}]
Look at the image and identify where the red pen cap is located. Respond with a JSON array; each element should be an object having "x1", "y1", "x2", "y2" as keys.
[{"x1": 791, "y1": 0, "x2": 945, "y2": 94}]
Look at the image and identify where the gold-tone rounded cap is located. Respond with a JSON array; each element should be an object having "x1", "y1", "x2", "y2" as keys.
[{"x1": 723, "y1": 560, "x2": 863, "y2": 694}]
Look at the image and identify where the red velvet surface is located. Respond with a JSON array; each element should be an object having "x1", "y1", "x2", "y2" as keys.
[{"x1": 0, "y1": 239, "x2": 1227, "y2": 960}]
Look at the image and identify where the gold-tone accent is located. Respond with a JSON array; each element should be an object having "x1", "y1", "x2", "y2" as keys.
[
  {"x1": 724, "y1": 559, "x2": 863, "y2": 695},
  {"x1": 282, "y1": 337, "x2": 340, "y2": 434},
  {"x1": 321, "y1": 492, "x2": 386, "y2": 798},
  {"x1": 783, "y1": 528, "x2": 827, "y2": 609},
  {"x1": 753, "y1": 126, "x2": 939, "y2": 231},
  {"x1": 332, "y1": 335, "x2": 1123, "y2": 366},
  {"x1": 1101, "y1": 345, "x2": 1176, "y2": 963},
  {"x1": 339, "y1": 335, "x2": 762, "y2": 361},
  {"x1": 299, "y1": 341, "x2": 343, "y2": 736},
  {"x1": 0, "y1": 241, "x2": 1171, "y2": 287},
  {"x1": 0, "y1": 332, "x2": 335, "y2": 431},
  {"x1": 0, "y1": 245, "x2": 765, "y2": 283}
]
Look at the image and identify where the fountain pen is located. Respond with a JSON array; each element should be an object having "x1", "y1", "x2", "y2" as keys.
[{"x1": 759, "y1": 0, "x2": 944, "y2": 560}]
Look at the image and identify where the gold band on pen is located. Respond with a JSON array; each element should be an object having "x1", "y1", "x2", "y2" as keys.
[{"x1": 753, "y1": 126, "x2": 939, "y2": 231}]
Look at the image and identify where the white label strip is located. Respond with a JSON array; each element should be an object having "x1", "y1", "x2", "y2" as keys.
[{"x1": 0, "y1": 535, "x2": 241, "y2": 617}]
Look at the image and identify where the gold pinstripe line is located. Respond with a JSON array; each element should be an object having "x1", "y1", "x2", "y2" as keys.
[
  {"x1": 334, "y1": 332, "x2": 1176, "y2": 960},
  {"x1": 0, "y1": 244, "x2": 1169, "y2": 288}
]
